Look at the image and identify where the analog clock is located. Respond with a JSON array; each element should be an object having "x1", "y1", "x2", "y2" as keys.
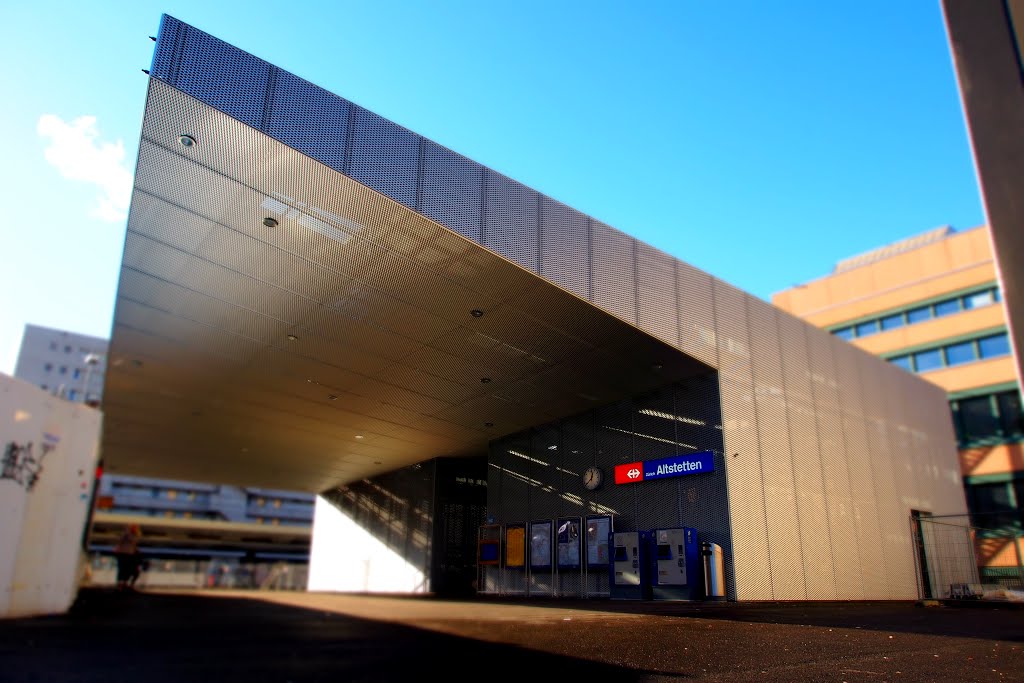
[{"x1": 583, "y1": 466, "x2": 603, "y2": 491}]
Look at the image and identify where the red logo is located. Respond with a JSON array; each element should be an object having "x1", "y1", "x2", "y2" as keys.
[{"x1": 614, "y1": 462, "x2": 645, "y2": 485}]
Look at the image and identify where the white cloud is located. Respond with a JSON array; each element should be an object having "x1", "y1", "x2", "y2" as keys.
[{"x1": 37, "y1": 114, "x2": 132, "y2": 223}]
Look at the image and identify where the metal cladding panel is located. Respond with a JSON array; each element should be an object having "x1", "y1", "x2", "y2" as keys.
[
  {"x1": 158, "y1": 19, "x2": 270, "y2": 129},
  {"x1": 348, "y1": 108, "x2": 420, "y2": 209},
  {"x1": 776, "y1": 313, "x2": 835, "y2": 599},
  {"x1": 265, "y1": 69, "x2": 350, "y2": 171},
  {"x1": 713, "y1": 284, "x2": 769, "y2": 600},
  {"x1": 830, "y1": 336, "x2": 887, "y2": 598},
  {"x1": 637, "y1": 243, "x2": 681, "y2": 348},
  {"x1": 675, "y1": 262, "x2": 718, "y2": 367},
  {"x1": 878, "y1": 362, "x2": 919, "y2": 598},
  {"x1": 590, "y1": 222, "x2": 637, "y2": 325},
  {"x1": 420, "y1": 141, "x2": 484, "y2": 242},
  {"x1": 483, "y1": 171, "x2": 539, "y2": 271},
  {"x1": 538, "y1": 197, "x2": 590, "y2": 300},
  {"x1": 856, "y1": 351, "x2": 900, "y2": 598},
  {"x1": 805, "y1": 327, "x2": 862, "y2": 599},
  {"x1": 747, "y1": 303, "x2": 805, "y2": 600}
]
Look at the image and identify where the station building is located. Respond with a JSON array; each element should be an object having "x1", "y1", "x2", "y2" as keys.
[
  {"x1": 102, "y1": 15, "x2": 968, "y2": 602},
  {"x1": 774, "y1": 226, "x2": 1023, "y2": 584}
]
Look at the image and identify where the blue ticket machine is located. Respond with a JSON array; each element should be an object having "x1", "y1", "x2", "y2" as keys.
[
  {"x1": 609, "y1": 530, "x2": 650, "y2": 600},
  {"x1": 649, "y1": 527, "x2": 700, "y2": 600}
]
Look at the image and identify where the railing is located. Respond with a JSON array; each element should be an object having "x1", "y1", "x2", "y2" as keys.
[{"x1": 83, "y1": 554, "x2": 309, "y2": 591}]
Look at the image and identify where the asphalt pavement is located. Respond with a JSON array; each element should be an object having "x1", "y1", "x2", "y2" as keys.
[{"x1": 0, "y1": 588, "x2": 1021, "y2": 682}]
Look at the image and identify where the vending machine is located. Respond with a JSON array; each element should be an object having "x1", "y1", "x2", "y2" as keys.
[
  {"x1": 609, "y1": 530, "x2": 650, "y2": 600},
  {"x1": 649, "y1": 527, "x2": 700, "y2": 600}
]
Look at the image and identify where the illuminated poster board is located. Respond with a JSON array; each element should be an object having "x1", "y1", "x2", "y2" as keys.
[
  {"x1": 557, "y1": 517, "x2": 582, "y2": 568},
  {"x1": 477, "y1": 523, "x2": 501, "y2": 566},
  {"x1": 529, "y1": 520, "x2": 552, "y2": 569},
  {"x1": 505, "y1": 524, "x2": 526, "y2": 568},
  {"x1": 586, "y1": 515, "x2": 613, "y2": 567}
]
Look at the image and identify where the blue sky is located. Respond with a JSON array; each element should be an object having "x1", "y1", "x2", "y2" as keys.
[{"x1": 0, "y1": 0, "x2": 983, "y2": 374}]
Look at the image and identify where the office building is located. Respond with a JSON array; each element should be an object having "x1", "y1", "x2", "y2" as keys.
[{"x1": 773, "y1": 225, "x2": 1022, "y2": 583}]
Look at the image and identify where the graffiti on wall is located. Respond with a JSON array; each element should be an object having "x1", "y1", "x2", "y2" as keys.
[{"x1": 2, "y1": 434, "x2": 59, "y2": 491}]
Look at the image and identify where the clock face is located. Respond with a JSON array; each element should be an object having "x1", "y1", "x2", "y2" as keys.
[{"x1": 583, "y1": 466, "x2": 603, "y2": 490}]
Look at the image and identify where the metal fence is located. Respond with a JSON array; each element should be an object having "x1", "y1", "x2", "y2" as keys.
[
  {"x1": 85, "y1": 554, "x2": 308, "y2": 591},
  {"x1": 913, "y1": 514, "x2": 1024, "y2": 600}
]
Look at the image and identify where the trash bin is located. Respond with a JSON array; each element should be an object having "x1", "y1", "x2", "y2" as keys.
[{"x1": 701, "y1": 541, "x2": 726, "y2": 601}]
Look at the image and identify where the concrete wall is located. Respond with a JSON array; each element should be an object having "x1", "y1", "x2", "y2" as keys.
[{"x1": 0, "y1": 374, "x2": 101, "y2": 618}]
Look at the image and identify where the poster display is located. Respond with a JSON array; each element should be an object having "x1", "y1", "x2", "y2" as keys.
[
  {"x1": 529, "y1": 520, "x2": 552, "y2": 569},
  {"x1": 505, "y1": 525, "x2": 525, "y2": 568},
  {"x1": 557, "y1": 517, "x2": 582, "y2": 568},
  {"x1": 586, "y1": 515, "x2": 612, "y2": 567}
]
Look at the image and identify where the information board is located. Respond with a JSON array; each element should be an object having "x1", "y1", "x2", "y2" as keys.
[
  {"x1": 529, "y1": 520, "x2": 552, "y2": 569},
  {"x1": 556, "y1": 517, "x2": 581, "y2": 568},
  {"x1": 586, "y1": 515, "x2": 612, "y2": 567},
  {"x1": 505, "y1": 524, "x2": 525, "y2": 568}
]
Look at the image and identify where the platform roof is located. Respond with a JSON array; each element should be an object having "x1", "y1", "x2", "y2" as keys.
[{"x1": 101, "y1": 79, "x2": 712, "y2": 492}]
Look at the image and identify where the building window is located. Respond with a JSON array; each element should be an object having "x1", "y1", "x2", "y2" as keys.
[
  {"x1": 906, "y1": 306, "x2": 932, "y2": 324},
  {"x1": 832, "y1": 286, "x2": 1001, "y2": 339},
  {"x1": 64, "y1": 345, "x2": 71, "y2": 353},
  {"x1": 68, "y1": 389, "x2": 77, "y2": 400},
  {"x1": 933, "y1": 298, "x2": 961, "y2": 317},
  {"x1": 951, "y1": 389, "x2": 1023, "y2": 446},
  {"x1": 913, "y1": 348, "x2": 943, "y2": 372},
  {"x1": 880, "y1": 313, "x2": 905, "y2": 331},
  {"x1": 49, "y1": 341, "x2": 57, "y2": 351},
  {"x1": 890, "y1": 355, "x2": 912, "y2": 371},
  {"x1": 944, "y1": 340, "x2": 976, "y2": 367},
  {"x1": 44, "y1": 363, "x2": 52, "y2": 372},
  {"x1": 978, "y1": 333, "x2": 1011, "y2": 359},
  {"x1": 59, "y1": 366, "x2": 67, "y2": 375},
  {"x1": 73, "y1": 368, "x2": 81, "y2": 379},
  {"x1": 964, "y1": 290, "x2": 995, "y2": 309},
  {"x1": 967, "y1": 481, "x2": 1021, "y2": 532},
  {"x1": 855, "y1": 320, "x2": 879, "y2": 337}
]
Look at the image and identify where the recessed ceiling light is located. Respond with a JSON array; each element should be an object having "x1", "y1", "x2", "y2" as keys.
[
  {"x1": 374, "y1": 461, "x2": 382, "y2": 465},
  {"x1": 286, "y1": 334, "x2": 298, "y2": 341},
  {"x1": 480, "y1": 377, "x2": 491, "y2": 384},
  {"x1": 355, "y1": 435, "x2": 364, "y2": 440},
  {"x1": 263, "y1": 217, "x2": 279, "y2": 228},
  {"x1": 328, "y1": 394, "x2": 338, "y2": 400},
  {"x1": 484, "y1": 422, "x2": 494, "y2": 427},
  {"x1": 470, "y1": 309, "x2": 484, "y2": 318},
  {"x1": 178, "y1": 134, "x2": 196, "y2": 148}
]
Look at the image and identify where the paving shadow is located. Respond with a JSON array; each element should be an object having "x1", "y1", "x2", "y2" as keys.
[
  {"x1": 463, "y1": 594, "x2": 1024, "y2": 642},
  {"x1": 0, "y1": 589, "x2": 686, "y2": 683}
]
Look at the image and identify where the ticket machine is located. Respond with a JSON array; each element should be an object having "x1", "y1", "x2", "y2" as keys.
[
  {"x1": 609, "y1": 530, "x2": 650, "y2": 600},
  {"x1": 649, "y1": 527, "x2": 700, "y2": 600}
]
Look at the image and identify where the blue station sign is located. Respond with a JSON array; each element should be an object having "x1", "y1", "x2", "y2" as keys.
[{"x1": 614, "y1": 451, "x2": 715, "y2": 485}]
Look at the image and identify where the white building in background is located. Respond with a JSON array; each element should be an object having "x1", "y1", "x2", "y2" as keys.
[
  {"x1": 13, "y1": 325, "x2": 107, "y2": 405},
  {"x1": 13, "y1": 324, "x2": 315, "y2": 535}
]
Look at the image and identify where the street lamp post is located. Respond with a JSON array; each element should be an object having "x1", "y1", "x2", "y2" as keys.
[{"x1": 82, "y1": 353, "x2": 102, "y2": 406}]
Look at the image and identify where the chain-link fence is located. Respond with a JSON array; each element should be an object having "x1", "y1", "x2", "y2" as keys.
[{"x1": 913, "y1": 514, "x2": 1024, "y2": 600}]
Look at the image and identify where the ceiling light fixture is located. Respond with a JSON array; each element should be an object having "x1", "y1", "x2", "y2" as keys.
[
  {"x1": 178, "y1": 134, "x2": 195, "y2": 148},
  {"x1": 480, "y1": 377, "x2": 491, "y2": 383},
  {"x1": 470, "y1": 309, "x2": 484, "y2": 318},
  {"x1": 286, "y1": 334, "x2": 298, "y2": 341},
  {"x1": 263, "y1": 217, "x2": 279, "y2": 228},
  {"x1": 328, "y1": 394, "x2": 338, "y2": 401},
  {"x1": 355, "y1": 435, "x2": 364, "y2": 440},
  {"x1": 484, "y1": 422, "x2": 494, "y2": 427}
]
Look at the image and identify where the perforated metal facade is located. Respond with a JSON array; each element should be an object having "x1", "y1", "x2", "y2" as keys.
[{"x1": 110, "y1": 15, "x2": 968, "y2": 600}]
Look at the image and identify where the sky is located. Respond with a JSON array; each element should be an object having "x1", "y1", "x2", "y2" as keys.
[{"x1": 0, "y1": 0, "x2": 984, "y2": 375}]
